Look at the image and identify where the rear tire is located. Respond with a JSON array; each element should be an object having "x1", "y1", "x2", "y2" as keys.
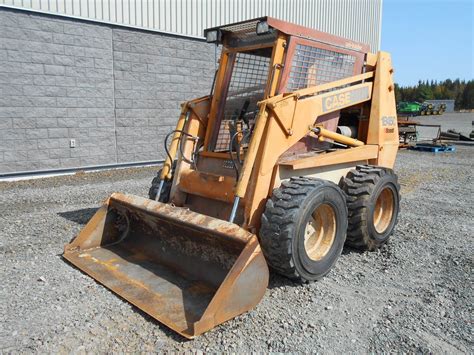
[
  {"x1": 340, "y1": 165, "x2": 400, "y2": 251},
  {"x1": 260, "y1": 177, "x2": 348, "y2": 282}
]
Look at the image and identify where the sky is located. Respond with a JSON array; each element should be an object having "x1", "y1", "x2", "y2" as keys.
[{"x1": 381, "y1": 0, "x2": 473, "y2": 86}]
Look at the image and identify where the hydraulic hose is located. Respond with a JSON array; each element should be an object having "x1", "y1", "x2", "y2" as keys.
[
  {"x1": 229, "y1": 132, "x2": 241, "y2": 181},
  {"x1": 164, "y1": 130, "x2": 199, "y2": 170},
  {"x1": 236, "y1": 130, "x2": 252, "y2": 166}
]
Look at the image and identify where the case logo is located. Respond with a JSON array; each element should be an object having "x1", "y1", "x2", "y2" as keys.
[{"x1": 322, "y1": 86, "x2": 370, "y2": 112}]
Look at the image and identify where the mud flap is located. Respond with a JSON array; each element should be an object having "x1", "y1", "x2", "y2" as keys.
[{"x1": 63, "y1": 193, "x2": 269, "y2": 338}]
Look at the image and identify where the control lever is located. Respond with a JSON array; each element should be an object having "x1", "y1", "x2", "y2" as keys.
[{"x1": 238, "y1": 100, "x2": 250, "y2": 127}]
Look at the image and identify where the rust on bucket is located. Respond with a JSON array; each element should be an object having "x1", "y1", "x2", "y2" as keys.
[{"x1": 63, "y1": 193, "x2": 269, "y2": 338}]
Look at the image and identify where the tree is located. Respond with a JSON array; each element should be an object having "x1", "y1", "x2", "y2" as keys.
[
  {"x1": 395, "y1": 79, "x2": 474, "y2": 110},
  {"x1": 418, "y1": 84, "x2": 434, "y2": 100},
  {"x1": 394, "y1": 83, "x2": 402, "y2": 103},
  {"x1": 461, "y1": 81, "x2": 474, "y2": 109}
]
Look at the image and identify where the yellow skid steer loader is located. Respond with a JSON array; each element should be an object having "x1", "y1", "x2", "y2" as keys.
[{"x1": 64, "y1": 17, "x2": 400, "y2": 338}]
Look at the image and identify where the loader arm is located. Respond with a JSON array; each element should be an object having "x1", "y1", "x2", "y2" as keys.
[
  {"x1": 235, "y1": 71, "x2": 375, "y2": 199},
  {"x1": 160, "y1": 95, "x2": 212, "y2": 181},
  {"x1": 233, "y1": 51, "x2": 398, "y2": 229}
]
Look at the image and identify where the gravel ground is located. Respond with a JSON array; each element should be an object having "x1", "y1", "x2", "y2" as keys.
[
  {"x1": 415, "y1": 112, "x2": 473, "y2": 136},
  {"x1": 1, "y1": 114, "x2": 473, "y2": 353}
]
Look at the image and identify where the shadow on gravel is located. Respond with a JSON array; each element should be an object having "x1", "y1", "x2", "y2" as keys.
[
  {"x1": 341, "y1": 246, "x2": 364, "y2": 255},
  {"x1": 268, "y1": 272, "x2": 303, "y2": 289},
  {"x1": 267, "y1": 246, "x2": 365, "y2": 289},
  {"x1": 58, "y1": 207, "x2": 98, "y2": 225},
  {"x1": 129, "y1": 306, "x2": 190, "y2": 343}
]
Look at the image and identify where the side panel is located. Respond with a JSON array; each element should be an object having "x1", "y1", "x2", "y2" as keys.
[
  {"x1": 366, "y1": 52, "x2": 399, "y2": 168},
  {"x1": 276, "y1": 161, "x2": 367, "y2": 186},
  {"x1": 239, "y1": 84, "x2": 373, "y2": 229}
]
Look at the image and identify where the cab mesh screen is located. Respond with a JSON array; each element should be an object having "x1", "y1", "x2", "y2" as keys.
[
  {"x1": 287, "y1": 44, "x2": 356, "y2": 91},
  {"x1": 214, "y1": 52, "x2": 271, "y2": 152}
]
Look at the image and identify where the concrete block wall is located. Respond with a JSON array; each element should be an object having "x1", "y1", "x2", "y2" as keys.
[
  {"x1": 0, "y1": 8, "x2": 216, "y2": 173},
  {"x1": 112, "y1": 29, "x2": 216, "y2": 163}
]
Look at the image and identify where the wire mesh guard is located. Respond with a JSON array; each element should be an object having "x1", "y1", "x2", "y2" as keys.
[
  {"x1": 287, "y1": 44, "x2": 356, "y2": 92},
  {"x1": 218, "y1": 19, "x2": 276, "y2": 47},
  {"x1": 219, "y1": 19, "x2": 260, "y2": 40},
  {"x1": 214, "y1": 52, "x2": 271, "y2": 152}
]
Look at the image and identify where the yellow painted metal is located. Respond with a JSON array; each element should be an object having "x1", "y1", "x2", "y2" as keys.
[
  {"x1": 203, "y1": 49, "x2": 231, "y2": 149},
  {"x1": 235, "y1": 104, "x2": 269, "y2": 198},
  {"x1": 179, "y1": 170, "x2": 236, "y2": 203},
  {"x1": 266, "y1": 35, "x2": 287, "y2": 98},
  {"x1": 233, "y1": 78, "x2": 380, "y2": 228},
  {"x1": 280, "y1": 145, "x2": 379, "y2": 170},
  {"x1": 315, "y1": 126, "x2": 365, "y2": 147},
  {"x1": 234, "y1": 72, "x2": 373, "y2": 197},
  {"x1": 233, "y1": 81, "x2": 374, "y2": 209},
  {"x1": 160, "y1": 96, "x2": 211, "y2": 182},
  {"x1": 366, "y1": 52, "x2": 378, "y2": 67},
  {"x1": 373, "y1": 187, "x2": 395, "y2": 233},
  {"x1": 266, "y1": 71, "x2": 374, "y2": 106},
  {"x1": 366, "y1": 51, "x2": 399, "y2": 167},
  {"x1": 160, "y1": 104, "x2": 189, "y2": 180},
  {"x1": 168, "y1": 96, "x2": 211, "y2": 204},
  {"x1": 232, "y1": 37, "x2": 287, "y2": 200},
  {"x1": 304, "y1": 203, "x2": 336, "y2": 261}
]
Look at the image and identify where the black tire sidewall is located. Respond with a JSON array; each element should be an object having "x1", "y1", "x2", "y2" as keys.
[
  {"x1": 292, "y1": 185, "x2": 347, "y2": 281},
  {"x1": 367, "y1": 175, "x2": 400, "y2": 244},
  {"x1": 148, "y1": 169, "x2": 172, "y2": 202}
]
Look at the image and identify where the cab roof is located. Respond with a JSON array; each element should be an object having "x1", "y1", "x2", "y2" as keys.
[{"x1": 204, "y1": 16, "x2": 371, "y2": 53}]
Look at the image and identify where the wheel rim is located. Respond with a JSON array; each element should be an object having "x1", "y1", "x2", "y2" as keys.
[
  {"x1": 373, "y1": 187, "x2": 395, "y2": 234},
  {"x1": 304, "y1": 204, "x2": 336, "y2": 261}
]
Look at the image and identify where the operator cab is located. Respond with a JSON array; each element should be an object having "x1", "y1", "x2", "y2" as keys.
[
  {"x1": 197, "y1": 17, "x2": 368, "y2": 171},
  {"x1": 165, "y1": 17, "x2": 371, "y2": 222}
]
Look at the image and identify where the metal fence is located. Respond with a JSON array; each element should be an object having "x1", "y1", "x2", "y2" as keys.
[{"x1": 0, "y1": 0, "x2": 383, "y2": 51}]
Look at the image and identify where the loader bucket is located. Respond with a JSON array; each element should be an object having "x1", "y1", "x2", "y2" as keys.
[{"x1": 63, "y1": 193, "x2": 268, "y2": 338}]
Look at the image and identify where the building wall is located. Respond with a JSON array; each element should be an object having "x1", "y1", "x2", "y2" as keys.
[
  {"x1": 0, "y1": 0, "x2": 383, "y2": 174},
  {"x1": 425, "y1": 100, "x2": 455, "y2": 113},
  {"x1": 1, "y1": 0, "x2": 383, "y2": 51},
  {"x1": 0, "y1": 8, "x2": 215, "y2": 173}
]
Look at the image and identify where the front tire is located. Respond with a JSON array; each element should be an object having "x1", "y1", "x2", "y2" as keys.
[
  {"x1": 340, "y1": 165, "x2": 400, "y2": 250},
  {"x1": 260, "y1": 177, "x2": 348, "y2": 282},
  {"x1": 148, "y1": 161, "x2": 177, "y2": 202},
  {"x1": 148, "y1": 169, "x2": 172, "y2": 202}
]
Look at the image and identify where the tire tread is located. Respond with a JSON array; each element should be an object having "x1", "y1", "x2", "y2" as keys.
[
  {"x1": 260, "y1": 177, "x2": 344, "y2": 281},
  {"x1": 341, "y1": 165, "x2": 400, "y2": 250}
]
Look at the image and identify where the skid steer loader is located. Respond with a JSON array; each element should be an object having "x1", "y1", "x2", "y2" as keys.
[{"x1": 64, "y1": 17, "x2": 400, "y2": 338}]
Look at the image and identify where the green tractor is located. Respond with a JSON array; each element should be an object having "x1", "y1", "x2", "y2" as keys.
[
  {"x1": 397, "y1": 101, "x2": 422, "y2": 117},
  {"x1": 398, "y1": 101, "x2": 447, "y2": 117}
]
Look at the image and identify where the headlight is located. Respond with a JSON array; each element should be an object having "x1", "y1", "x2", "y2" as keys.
[
  {"x1": 256, "y1": 21, "x2": 270, "y2": 35},
  {"x1": 205, "y1": 30, "x2": 221, "y2": 43}
]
